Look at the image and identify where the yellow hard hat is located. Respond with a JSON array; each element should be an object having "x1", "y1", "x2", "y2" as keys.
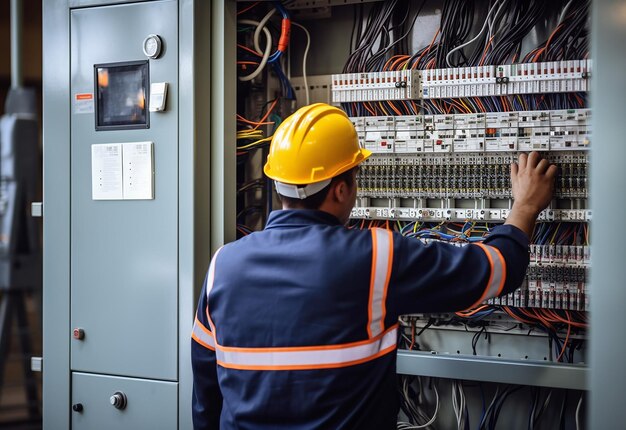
[{"x1": 264, "y1": 103, "x2": 371, "y2": 189}]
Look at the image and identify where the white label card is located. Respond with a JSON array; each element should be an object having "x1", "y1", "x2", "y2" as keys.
[
  {"x1": 91, "y1": 142, "x2": 154, "y2": 201},
  {"x1": 122, "y1": 142, "x2": 154, "y2": 200},
  {"x1": 91, "y1": 144, "x2": 123, "y2": 200}
]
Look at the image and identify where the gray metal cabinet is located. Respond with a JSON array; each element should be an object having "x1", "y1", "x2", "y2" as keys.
[
  {"x1": 70, "y1": 0, "x2": 178, "y2": 380},
  {"x1": 43, "y1": 0, "x2": 232, "y2": 427},
  {"x1": 72, "y1": 372, "x2": 177, "y2": 430}
]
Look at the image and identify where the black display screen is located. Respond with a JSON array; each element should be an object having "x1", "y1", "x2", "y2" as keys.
[{"x1": 94, "y1": 61, "x2": 149, "y2": 130}]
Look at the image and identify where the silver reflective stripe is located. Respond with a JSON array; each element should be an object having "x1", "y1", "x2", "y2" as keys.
[
  {"x1": 192, "y1": 318, "x2": 216, "y2": 350},
  {"x1": 369, "y1": 228, "x2": 393, "y2": 338},
  {"x1": 205, "y1": 247, "x2": 224, "y2": 301},
  {"x1": 477, "y1": 243, "x2": 506, "y2": 300},
  {"x1": 215, "y1": 326, "x2": 398, "y2": 369},
  {"x1": 274, "y1": 179, "x2": 331, "y2": 199}
]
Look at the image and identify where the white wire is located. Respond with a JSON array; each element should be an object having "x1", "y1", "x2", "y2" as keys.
[
  {"x1": 486, "y1": 0, "x2": 508, "y2": 45},
  {"x1": 445, "y1": 0, "x2": 501, "y2": 67},
  {"x1": 452, "y1": 382, "x2": 461, "y2": 429},
  {"x1": 292, "y1": 21, "x2": 311, "y2": 105},
  {"x1": 575, "y1": 393, "x2": 583, "y2": 430},
  {"x1": 254, "y1": 8, "x2": 276, "y2": 54},
  {"x1": 459, "y1": 382, "x2": 466, "y2": 430},
  {"x1": 558, "y1": 0, "x2": 575, "y2": 25},
  {"x1": 238, "y1": 19, "x2": 272, "y2": 82},
  {"x1": 398, "y1": 382, "x2": 440, "y2": 429}
]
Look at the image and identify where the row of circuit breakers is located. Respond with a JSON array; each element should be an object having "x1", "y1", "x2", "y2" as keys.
[
  {"x1": 416, "y1": 239, "x2": 589, "y2": 311},
  {"x1": 349, "y1": 109, "x2": 590, "y2": 223},
  {"x1": 332, "y1": 60, "x2": 591, "y2": 102}
]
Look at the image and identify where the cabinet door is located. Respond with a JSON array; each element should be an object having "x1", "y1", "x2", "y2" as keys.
[
  {"x1": 70, "y1": 0, "x2": 179, "y2": 380},
  {"x1": 72, "y1": 372, "x2": 177, "y2": 430}
]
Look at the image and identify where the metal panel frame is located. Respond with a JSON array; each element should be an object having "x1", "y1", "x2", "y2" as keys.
[
  {"x1": 397, "y1": 351, "x2": 588, "y2": 391},
  {"x1": 590, "y1": 0, "x2": 625, "y2": 428},
  {"x1": 178, "y1": 0, "x2": 215, "y2": 427},
  {"x1": 43, "y1": 0, "x2": 71, "y2": 427},
  {"x1": 210, "y1": 0, "x2": 236, "y2": 254}
]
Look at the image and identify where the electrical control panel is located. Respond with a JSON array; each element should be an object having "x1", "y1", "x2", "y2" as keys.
[{"x1": 235, "y1": 0, "x2": 592, "y2": 426}]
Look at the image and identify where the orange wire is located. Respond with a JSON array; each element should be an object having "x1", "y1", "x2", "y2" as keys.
[
  {"x1": 502, "y1": 306, "x2": 534, "y2": 324},
  {"x1": 237, "y1": 1, "x2": 260, "y2": 15},
  {"x1": 390, "y1": 55, "x2": 410, "y2": 71},
  {"x1": 363, "y1": 102, "x2": 376, "y2": 116},
  {"x1": 237, "y1": 44, "x2": 262, "y2": 58},
  {"x1": 252, "y1": 99, "x2": 279, "y2": 130},
  {"x1": 412, "y1": 29, "x2": 440, "y2": 70},
  {"x1": 456, "y1": 305, "x2": 490, "y2": 317},
  {"x1": 479, "y1": 36, "x2": 495, "y2": 66},
  {"x1": 409, "y1": 320, "x2": 416, "y2": 350},
  {"x1": 533, "y1": 23, "x2": 565, "y2": 62},
  {"x1": 236, "y1": 115, "x2": 273, "y2": 126},
  {"x1": 237, "y1": 61, "x2": 259, "y2": 65},
  {"x1": 388, "y1": 102, "x2": 403, "y2": 116},
  {"x1": 557, "y1": 312, "x2": 572, "y2": 362},
  {"x1": 383, "y1": 55, "x2": 404, "y2": 71}
]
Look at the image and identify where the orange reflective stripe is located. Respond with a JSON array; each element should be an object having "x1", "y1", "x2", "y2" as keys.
[
  {"x1": 368, "y1": 228, "x2": 393, "y2": 338},
  {"x1": 470, "y1": 243, "x2": 507, "y2": 308},
  {"x1": 215, "y1": 325, "x2": 399, "y2": 371},
  {"x1": 192, "y1": 317, "x2": 215, "y2": 351}
]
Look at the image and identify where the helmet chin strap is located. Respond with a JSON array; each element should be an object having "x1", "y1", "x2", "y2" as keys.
[{"x1": 274, "y1": 179, "x2": 332, "y2": 199}]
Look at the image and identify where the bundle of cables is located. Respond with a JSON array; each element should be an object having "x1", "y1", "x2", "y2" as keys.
[{"x1": 342, "y1": 0, "x2": 589, "y2": 117}]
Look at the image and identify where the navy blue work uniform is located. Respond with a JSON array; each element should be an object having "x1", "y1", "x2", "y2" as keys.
[{"x1": 191, "y1": 210, "x2": 529, "y2": 429}]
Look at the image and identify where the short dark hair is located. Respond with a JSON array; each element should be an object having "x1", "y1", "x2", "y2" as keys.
[{"x1": 278, "y1": 168, "x2": 356, "y2": 210}]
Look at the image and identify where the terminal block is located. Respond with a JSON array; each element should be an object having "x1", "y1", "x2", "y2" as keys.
[
  {"x1": 350, "y1": 109, "x2": 590, "y2": 154},
  {"x1": 420, "y1": 60, "x2": 591, "y2": 99},
  {"x1": 331, "y1": 70, "x2": 420, "y2": 103}
]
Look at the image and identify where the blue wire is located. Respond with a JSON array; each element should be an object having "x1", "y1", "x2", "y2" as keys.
[{"x1": 268, "y1": 2, "x2": 289, "y2": 64}]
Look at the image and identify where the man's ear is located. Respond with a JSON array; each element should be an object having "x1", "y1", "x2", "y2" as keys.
[{"x1": 332, "y1": 179, "x2": 350, "y2": 203}]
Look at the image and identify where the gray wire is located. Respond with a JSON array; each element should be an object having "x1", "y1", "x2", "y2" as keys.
[
  {"x1": 575, "y1": 393, "x2": 584, "y2": 430},
  {"x1": 291, "y1": 22, "x2": 311, "y2": 105},
  {"x1": 445, "y1": 0, "x2": 501, "y2": 67}
]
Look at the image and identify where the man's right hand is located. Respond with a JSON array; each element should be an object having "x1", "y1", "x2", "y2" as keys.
[{"x1": 505, "y1": 152, "x2": 558, "y2": 238}]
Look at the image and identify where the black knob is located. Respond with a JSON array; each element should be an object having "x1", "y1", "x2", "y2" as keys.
[
  {"x1": 72, "y1": 403, "x2": 83, "y2": 412},
  {"x1": 110, "y1": 391, "x2": 127, "y2": 410}
]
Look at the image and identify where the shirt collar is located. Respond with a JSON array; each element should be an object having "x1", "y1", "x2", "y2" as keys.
[{"x1": 265, "y1": 210, "x2": 344, "y2": 229}]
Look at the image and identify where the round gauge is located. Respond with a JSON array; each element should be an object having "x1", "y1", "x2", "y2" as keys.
[{"x1": 143, "y1": 34, "x2": 163, "y2": 59}]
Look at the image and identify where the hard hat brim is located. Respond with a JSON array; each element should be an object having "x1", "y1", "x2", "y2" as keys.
[{"x1": 265, "y1": 147, "x2": 371, "y2": 185}]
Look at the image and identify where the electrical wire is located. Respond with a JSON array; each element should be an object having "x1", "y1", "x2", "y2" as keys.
[
  {"x1": 441, "y1": 0, "x2": 488, "y2": 67},
  {"x1": 238, "y1": 19, "x2": 272, "y2": 81},
  {"x1": 575, "y1": 392, "x2": 583, "y2": 430},
  {"x1": 397, "y1": 379, "x2": 440, "y2": 429},
  {"x1": 291, "y1": 21, "x2": 311, "y2": 105}
]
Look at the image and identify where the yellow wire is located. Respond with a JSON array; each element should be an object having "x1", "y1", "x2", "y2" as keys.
[
  {"x1": 549, "y1": 223, "x2": 561, "y2": 245},
  {"x1": 237, "y1": 130, "x2": 264, "y2": 139},
  {"x1": 459, "y1": 99, "x2": 472, "y2": 113},
  {"x1": 378, "y1": 102, "x2": 389, "y2": 116},
  {"x1": 237, "y1": 135, "x2": 273, "y2": 150}
]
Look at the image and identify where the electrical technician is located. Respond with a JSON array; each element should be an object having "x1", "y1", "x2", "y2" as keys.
[{"x1": 191, "y1": 103, "x2": 557, "y2": 430}]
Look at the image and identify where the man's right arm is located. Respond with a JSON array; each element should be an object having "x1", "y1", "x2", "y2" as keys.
[{"x1": 386, "y1": 152, "x2": 555, "y2": 316}]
